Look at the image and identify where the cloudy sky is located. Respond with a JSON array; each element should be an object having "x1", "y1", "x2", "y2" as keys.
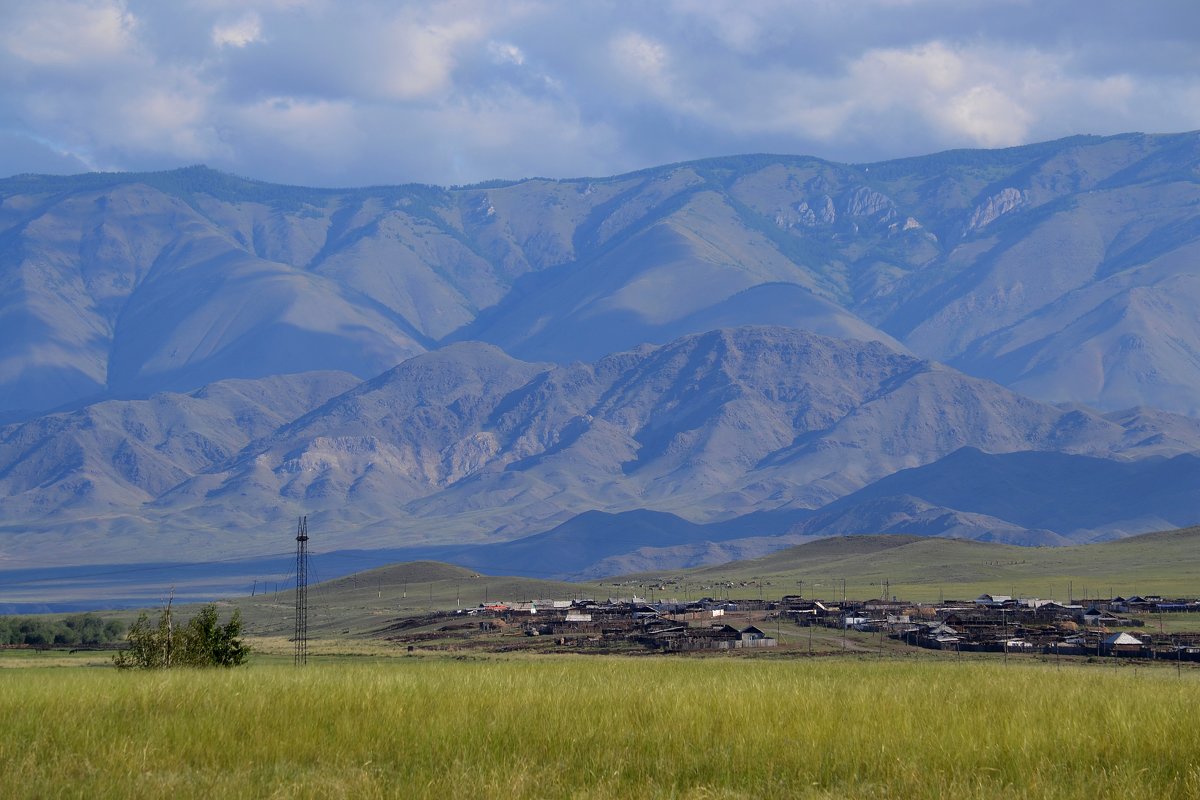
[{"x1": 2, "y1": 0, "x2": 1198, "y2": 187}]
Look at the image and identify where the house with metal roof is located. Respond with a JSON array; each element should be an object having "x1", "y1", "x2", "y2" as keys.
[{"x1": 1101, "y1": 632, "x2": 1146, "y2": 656}]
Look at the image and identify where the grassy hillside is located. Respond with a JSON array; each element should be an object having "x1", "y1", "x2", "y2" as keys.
[
  {"x1": 228, "y1": 561, "x2": 606, "y2": 638},
  {"x1": 634, "y1": 527, "x2": 1200, "y2": 602}
]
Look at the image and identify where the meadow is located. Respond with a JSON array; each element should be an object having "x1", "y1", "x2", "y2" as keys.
[
  {"x1": 669, "y1": 528, "x2": 1200, "y2": 603},
  {"x1": 4, "y1": 655, "x2": 1200, "y2": 799}
]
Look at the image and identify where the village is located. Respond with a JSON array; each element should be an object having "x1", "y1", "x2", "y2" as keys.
[{"x1": 376, "y1": 591, "x2": 1200, "y2": 660}]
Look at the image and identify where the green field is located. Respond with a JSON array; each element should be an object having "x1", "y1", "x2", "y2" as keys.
[
  {"x1": 647, "y1": 527, "x2": 1200, "y2": 602},
  {"x1": 4, "y1": 655, "x2": 1200, "y2": 799}
]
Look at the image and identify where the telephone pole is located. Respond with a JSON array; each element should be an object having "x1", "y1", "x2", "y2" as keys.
[{"x1": 294, "y1": 515, "x2": 309, "y2": 667}]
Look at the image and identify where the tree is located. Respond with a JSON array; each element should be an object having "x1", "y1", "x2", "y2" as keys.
[
  {"x1": 0, "y1": 614, "x2": 124, "y2": 646},
  {"x1": 113, "y1": 600, "x2": 248, "y2": 669},
  {"x1": 177, "y1": 604, "x2": 248, "y2": 667},
  {"x1": 113, "y1": 611, "x2": 168, "y2": 669}
]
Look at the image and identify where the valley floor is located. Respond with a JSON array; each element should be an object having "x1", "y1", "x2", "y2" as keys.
[{"x1": 4, "y1": 646, "x2": 1200, "y2": 799}]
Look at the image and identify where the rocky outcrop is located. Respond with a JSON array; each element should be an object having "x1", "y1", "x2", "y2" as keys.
[{"x1": 965, "y1": 187, "x2": 1028, "y2": 232}]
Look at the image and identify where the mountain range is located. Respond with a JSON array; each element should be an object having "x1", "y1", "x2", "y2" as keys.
[
  {"x1": 3, "y1": 131, "x2": 1200, "y2": 580},
  {"x1": 4, "y1": 326, "x2": 1200, "y2": 574}
]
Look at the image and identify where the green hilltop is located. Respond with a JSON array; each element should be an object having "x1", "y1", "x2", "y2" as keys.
[{"x1": 638, "y1": 527, "x2": 1200, "y2": 602}]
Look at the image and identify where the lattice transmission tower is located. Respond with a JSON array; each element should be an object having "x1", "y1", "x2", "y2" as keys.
[{"x1": 293, "y1": 515, "x2": 309, "y2": 666}]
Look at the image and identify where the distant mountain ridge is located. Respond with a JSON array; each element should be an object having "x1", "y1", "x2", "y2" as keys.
[
  {"x1": 4, "y1": 326, "x2": 1200, "y2": 570},
  {"x1": 790, "y1": 447, "x2": 1200, "y2": 545},
  {"x1": 5, "y1": 132, "x2": 1200, "y2": 418}
]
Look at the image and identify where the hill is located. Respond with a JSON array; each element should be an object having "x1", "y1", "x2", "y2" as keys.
[
  {"x1": 650, "y1": 527, "x2": 1200, "y2": 602},
  {"x1": 230, "y1": 560, "x2": 605, "y2": 639}
]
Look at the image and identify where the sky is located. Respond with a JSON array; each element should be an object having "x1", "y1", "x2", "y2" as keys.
[{"x1": 1, "y1": 0, "x2": 1199, "y2": 188}]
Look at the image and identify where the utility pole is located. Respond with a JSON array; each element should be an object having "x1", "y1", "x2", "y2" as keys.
[
  {"x1": 1002, "y1": 609, "x2": 1008, "y2": 666},
  {"x1": 294, "y1": 516, "x2": 309, "y2": 667},
  {"x1": 162, "y1": 591, "x2": 175, "y2": 668}
]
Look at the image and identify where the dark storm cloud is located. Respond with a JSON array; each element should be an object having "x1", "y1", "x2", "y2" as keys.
[{"x1": 0, "y1": 0, "x2": 1197, "y2": 186}]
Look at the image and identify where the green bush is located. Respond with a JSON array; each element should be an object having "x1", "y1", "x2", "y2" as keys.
[
  {"x1": 113, "y1": 603, "x2": 247, "y2": 669},
  {"x1": 176, "y1": 605, "x2": 249, "y2": 668}
]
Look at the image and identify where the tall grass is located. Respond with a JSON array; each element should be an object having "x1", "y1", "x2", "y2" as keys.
[{"x1": 3, "y1": 657, "x2": 1200, "y2": 798}]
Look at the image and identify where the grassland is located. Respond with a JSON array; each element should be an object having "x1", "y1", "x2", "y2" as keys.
[
  {"x1": 2, "y1": 655, "x2": 1200, "y2": 799},
  {"x1": 223, "y1": 561, "x2": 606, "y2": 638},
  {"x1": 647, "y1": 527, "x2": 1200, "y2": 602}
]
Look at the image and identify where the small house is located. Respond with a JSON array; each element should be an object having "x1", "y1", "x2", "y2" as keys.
[{"x1": 1101, "y1": 632, "x2": 1145, "y2": 656}]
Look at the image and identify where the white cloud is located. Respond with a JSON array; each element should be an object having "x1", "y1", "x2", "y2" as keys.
[
  {"x1": 1, "y1": 0, "x2": 138, "y2": 67},
  {"x1": 942, "y1": 85, "x2": 1031, "y2": 146},
  {"x1": 844, "y1": 41, "x2": 1036, "y2": 147},
  {"x1": 610, "y1": 31, "x2": 669, "y2": 88},
  {"x1": 371, "y1": 13, "x2": 486, "y2": 100},
  {"x1": 115, "y1": 77, "x2": 220, "y2": 159},
  {"x1": 487, "y1": 40, "x2": 525, "y2": 66},
  {"x1": 212, "y1": 13, "x2": 263, "y2": 48},
  {"x1": 0, "y1": 1, "x2": 1197, "y2": 186}
]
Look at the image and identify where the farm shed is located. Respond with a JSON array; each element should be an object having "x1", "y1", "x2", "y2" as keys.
[
  {"x1": 915, "y1": 623, "x2": 961, "y2": 649},
  {"x1": 1101, "y1": 632, "x2": 1146, "y2": 656},
  {"x1": 1083, "y1": 607, "x2": 1125, "y2": 626},
  {"x1": 739, "y1": 626, "x2": 767, "y2": 641}
]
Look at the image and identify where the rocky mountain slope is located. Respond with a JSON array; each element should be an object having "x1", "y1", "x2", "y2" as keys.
[
  {"x1": 5, "y1": 327, "x2": 1200, "y2": 568},
  {"x1": 4, "y1": 132, "x2": 1200, "y2": 420}
]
